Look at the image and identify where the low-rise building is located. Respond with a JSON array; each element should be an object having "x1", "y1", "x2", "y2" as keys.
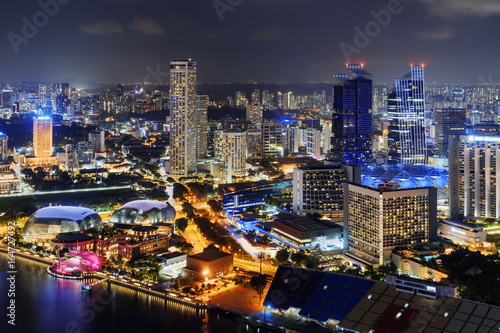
[
  {"x1": 117, "y1": 235, "x2": 169, "y2": 261},
  {"x1": 440, "y1": 219, "x2": 487, "y2": 247},
  {"x1": 183, "y1": 250, "x2": 233, "y2": 280},
  {"x1": 271, "y1": 213, "x2": 343, "y2": 250}
]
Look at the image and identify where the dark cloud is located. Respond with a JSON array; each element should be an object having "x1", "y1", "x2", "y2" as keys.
[
  {"x1": 414, "y1": 27, "x2": 454, "y2": 40},
  {"x1": 129, "y1": 17, "x2": 166, "y2": 35},
  {"x1": 0, "y1": 0, "x2": 498, "y2": 84},
  {"x1": 79, "y1": 20, "x2": 123, "y2": 35}
]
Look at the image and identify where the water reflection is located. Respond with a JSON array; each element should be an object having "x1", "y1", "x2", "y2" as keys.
[{"x1": 0, "y1": 253, "x2": 242, "y2": 333}]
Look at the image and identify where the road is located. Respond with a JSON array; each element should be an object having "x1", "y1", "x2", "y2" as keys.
[
  {"x1": 0, "y1": 185, "x2": 132, "y2": 198},
  {"x1": 234, "y1": 258, "x2": 277, "y2": 276},
  {"x1": 183, "y1": 223, "x2": 209, "y2": 253}
]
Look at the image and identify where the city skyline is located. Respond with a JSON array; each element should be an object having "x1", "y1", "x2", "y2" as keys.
[{"x1": 2, "y1": 0, "x2": 500, "y2": 85}]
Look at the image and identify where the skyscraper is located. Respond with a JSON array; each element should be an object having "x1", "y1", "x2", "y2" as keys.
[
  {"x1": 344, "y1": 183, "x2": 437, "y2": 266},
  {"x1": 169, "y1": 60, "x2": 197, "y2": 177},
  {"x1": 89, "y1": 130, "x2": 105, "y2": 155},
  {"x1": 293, "y1": 164, "x2": 360, "y2": 221},
  {"x1": 390, "y1": 65, "x2": 426, "y2": 165},
  {"x1": 195, "y1": 94, "x2": 209, "y2": 159},
  {"x1": 246, "y1": 102, "x2": 263, "y2": 124},
  {"x1": 449, "y1": 134, "x2": 500, "y2": 220},
  {"x1": 0, "y1": 132, "x2": 8, "y2": 161},
  {"x1": 214, "y1": 130, "x2": 246, "y2": 181},
  {"x1": 331, "y1": 64, "x2": 373, "y2": 166},
  {"x1": 434, "y1": 107, "x2": 466, "y2": 158},
  {"x1": 262, "y1": 121, "x2": 283, "y2": 157},
  {"x1": 33, "y1": 116, "x2": 53, "y2": 160}
]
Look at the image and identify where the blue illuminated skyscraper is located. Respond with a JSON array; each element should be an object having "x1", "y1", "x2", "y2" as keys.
[
  {"x1": 390, "y1": 65, "x2": 426, "y2": 165},
  {"x1": 331, "y1": 64, "x2": 373, "y2": 166}
]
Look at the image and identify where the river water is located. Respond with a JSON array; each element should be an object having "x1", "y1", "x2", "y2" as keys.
[{"x1": 0, "y1": 253, "x2": 252, "y2": 333}]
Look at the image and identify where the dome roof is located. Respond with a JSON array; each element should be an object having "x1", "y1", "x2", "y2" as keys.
[
  {"x1": 110, "y1": 200, "x2": 176, "y2": 224},
  {"x1": 120, "y1": 200, "x2": 168, "y2": 211},
  {"x1": 22, "y1": 206, "x2": 102, "y2": 236},
  {"x1": 34, "y1": 206, "x2": 98, "y2": 221}
]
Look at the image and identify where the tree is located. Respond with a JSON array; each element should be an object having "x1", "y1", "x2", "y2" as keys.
[
  {"x1": 178, "y1": 242, "x2": 194, "y2": 254},
  {"x1": 175, "y1": 218, "x2": 189, "y2": 232},
  {"x1": 275, "y1": 250, "x2": 289, "y2": 264},
  {"x1": 204, "y1": 243, "x2": 219, "y2": 251},
  {"x1": 291, "y1": 250, "x2": 307, "y2": 266},
  {"x1": 173, "y1": 183, "x2": 189, "y2": 200},
  {"x1": 304, "y1": 255, "x2": 320, "y2": 269},
  {"x1": 182, "y1": 202, "x2": 196, "y2": 219},
  {"x1": 250, "y1": 274, "x2": 268, "y2": 297},
  {"x1": 207, "y1": 199, "x2": 222, "y2": 213}
]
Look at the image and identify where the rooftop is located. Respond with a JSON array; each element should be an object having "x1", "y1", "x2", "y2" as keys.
[
  {"x1": 264, "y1": 266, "x2": 500, "y2": 332},
  {"x1": 188, "y1": 250, "x2": 232, "y2": 262},
  {"x1": 119, "y1": 200, "x2": 169, "y2": 211},
  {"x1": 274, "y1": 214, "x2": 340, "y2": 232},
  {"x1": 34, "y1": 206, "x2": 98, "y2": 221}
]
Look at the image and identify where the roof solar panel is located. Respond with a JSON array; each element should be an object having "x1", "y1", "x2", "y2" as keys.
[
  {"x1": 347, "y1": 277, "x2": 363, "y2": 289},
  {"x1": 324, "y1": 302, "x2": 340, "y2": 314},
  {"x1": 304, "y1": 298, "x2": 323, "y2": 312},
  {"x1": 358, "y1": 280, "x2": 375, "y2": 291},
  {"x1": 332, "y1": 306, "x2": 352, "y2": 320},
  {"x1": 344, "y1": 296, "x2": 361, "y2": 308},
  {"x1": 291, "y1": 296, "x2": 308, "y2": 309},
  {"x1": 313, "y1": 313, "x2": 331, "y2": 322},
  {"x1": 322, "y1": 273, "x2": 339, "y2": 285},
  {"x1": 336, "y1": 275, "x2": 352, "y2": 286}
]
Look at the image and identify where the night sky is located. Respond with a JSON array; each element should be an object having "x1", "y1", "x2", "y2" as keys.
[{"x1": 1, "y1": 0, "x2": 499, "y2": 85}]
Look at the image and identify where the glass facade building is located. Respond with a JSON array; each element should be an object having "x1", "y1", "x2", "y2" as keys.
[
  {"x1": 331, "y1": 64, "x2": 373, "y2": 166},
  {"x1": 434, "y1": 107, "x2": 466, "y2": 158},
  {"x1": 22, "y1": 206, "x2": 102, "y2": 236},
  {"x1": 390, "y1": 65, "x2": 426, "y2": 165},
  {"x1": 110, "y1": 200, "x2": 176, "y2": 224}
]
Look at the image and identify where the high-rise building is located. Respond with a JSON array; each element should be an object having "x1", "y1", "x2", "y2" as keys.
[
  {"x1": 246, "y1": 128, "x2": 262, "y2": 159},
  {"x1": 434, "y1": 108, "x2": 466, "y2": 158},
  {"x1": 0, "y1": 132, "x2": 8, "y2": 160},
  {"x1": 251, "y1": 89, "x2": 260, "y2": 104},
  {"x1": 391, "y1": 65, "x2": 426, "y2": 165},
  {"x1": 322, "y1": 119, "x2": 332, "y2": 154},
  {"x1": 331, "y1": 64, "x2": 373, "y2": 166},
  {"x1": 214, "y1": 130, "x2": 247, "y2": 181},
  {"x1": 344, "y1": 183, "x2": 437, "y2": 266},
  {"x1": 38, "y1": 85, "x2": 48, "y2": 107},
  {"x1": 246, "y1": 102, "x2": 263, "y2": 124},
  {"x1": 293, "y1": 164, "x2": 360, "y2": 221},
  {"x1": 116, "y1": 84, "x2": 124, "y2": 97},
  {"x1": 262, "y1": 90, "x2": 272, "y2": 109},
  {"x1": 1, "y1": 90, "x2": 14, "y2": 108},
  {"x1": 283, "y1": 92, "x2": 294, "y2": 110},
  {"x1": 235, "y1": 91, "x2": 247, "y2": 107},
  {"x1": 262, "y1": 121, "x2": 283, "y2": 157},
  {"x1": 449, "y1": 134, "x2": 500, "y2": 220},
  {"x1": 89, "y1": 130, "x2": 105, "y2": 155},
  {"x1": 33, "y1": 116, "x2": 53, "y2": 160},
  {"x1": 195, "y1": 94, "x2": 209, "y2": 160},
  {"x1": 169, "y1": 60, "x2": 197, "y2": 177}
]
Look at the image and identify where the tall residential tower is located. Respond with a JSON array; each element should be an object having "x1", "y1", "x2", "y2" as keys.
[{"x1": 169, "y1": 60, "x2": 197, "y2": 177}]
